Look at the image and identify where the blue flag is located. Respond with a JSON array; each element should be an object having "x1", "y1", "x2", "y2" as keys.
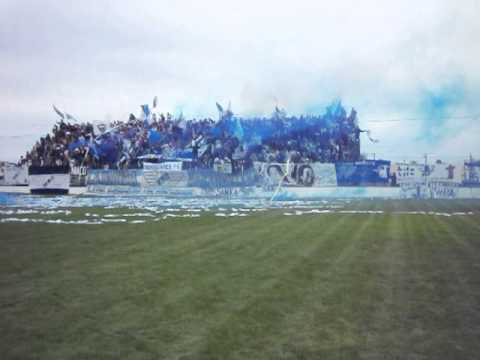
[
  {"x1": 141, "y1": 104, "x2": 150, "y2": 117},
  {"x1": 141, "y1": 104, "x2": 150, "y2": 126},
  {"x1": 148, "y1": 129, "x2": 162, "y2": 145},
  {"x1": 234, "y1": 118, "x2": 244, "y2": 140}
]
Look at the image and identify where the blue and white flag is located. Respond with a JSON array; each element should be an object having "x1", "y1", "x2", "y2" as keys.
[
  {"x1": 234, "y1": 117, "x2": 244, "y2": 140},
  {"x1": 141, "y1": 104, "x2": 150, "y2": 117},
  {"x1": 141, "y1": 104, "x2": 151, "y2": 126}
]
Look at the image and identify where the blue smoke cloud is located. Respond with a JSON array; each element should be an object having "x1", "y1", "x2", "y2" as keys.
[{"x1": 417, "y1": 78, "x2": 466, "y2": 143}]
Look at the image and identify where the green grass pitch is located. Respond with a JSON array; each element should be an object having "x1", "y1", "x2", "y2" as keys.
[{"x1": 1, "y1": 200, "x2": 480, "y2": 359}]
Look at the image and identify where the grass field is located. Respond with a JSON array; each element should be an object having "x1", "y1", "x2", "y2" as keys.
[{"x1": 1, "y1": 200, "x2": 480, "y2": 359}]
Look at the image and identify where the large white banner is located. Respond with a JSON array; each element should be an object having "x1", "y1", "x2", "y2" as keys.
[
  {"x1": 29, "y1": 174, "x2": 70, "y2": 190},
  {"x1": 254, "y1": 162, "x2": 337, "y2": 187}
]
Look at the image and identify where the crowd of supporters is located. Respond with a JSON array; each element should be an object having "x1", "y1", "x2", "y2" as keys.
[
  {"x1": 19, "y1": 101, "x2": 366, "y2": 173},
  {"x1": 18, "y1": 121, "x2": 95, "y2": 168}
]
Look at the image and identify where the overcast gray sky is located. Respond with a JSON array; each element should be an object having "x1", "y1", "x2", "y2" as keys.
[{"x1": 1, "y1": 0, "x2": 479, "y2": 162}]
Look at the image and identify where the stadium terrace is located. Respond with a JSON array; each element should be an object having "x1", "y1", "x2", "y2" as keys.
[
  {"x1": 6, "y1": 98, "x2": 479, "y2": 199},
  {"x1": 18, "y1": 100, "x2": 374, "y2": 172}
]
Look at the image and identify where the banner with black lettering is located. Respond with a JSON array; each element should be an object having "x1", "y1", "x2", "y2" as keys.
[{"x1": 143, "y1": 162, "x2": 188, "y2": 187}]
